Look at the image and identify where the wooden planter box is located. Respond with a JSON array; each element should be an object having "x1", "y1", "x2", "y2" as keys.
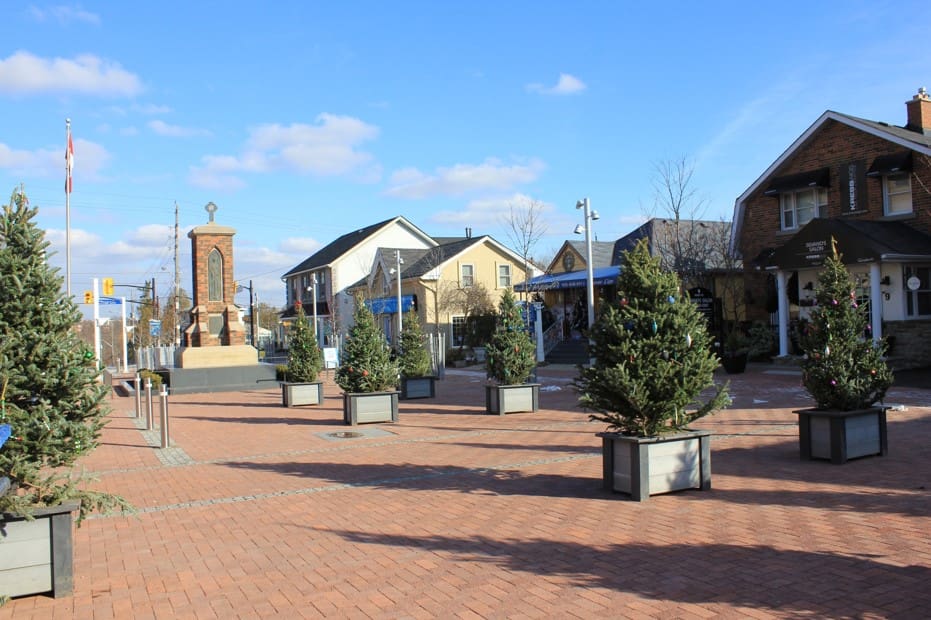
[
  {"x1": 399, "y1": 376, "x2": 436, "y2": 400},
  {"x1": 485, "y1": 383, "x2": 540, "y2": 415},
  {"x1": 720, "y1": 352, "x2": 748, "y2": 374},
  {"x1": 281, "y1": 381, "x2": 324, "y2": 407},
  {"x1": 598, "y1": 430, "x2": 712, "y2": 501},
  {"x1": 343, "y1": 391, "x2": 399, "y2": 425},
  {"x1": 1, "y1": 501, "x2": 80, "y2": 599},
  {"x1": 794, "y1": 406, "x2": 888, "y2": 464}
]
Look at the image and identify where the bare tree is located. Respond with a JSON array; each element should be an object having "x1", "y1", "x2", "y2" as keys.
[
  {"x1": 501, "y1": 197, "x2": 548, "y2": 299},
  {"x1": 647, "y1": 156, "x2": 719, "y2": 289}
]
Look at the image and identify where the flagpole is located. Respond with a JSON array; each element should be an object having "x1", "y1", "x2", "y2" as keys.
[{"x1": 65, "y1": 118, "x2": 72, "y2": 297}]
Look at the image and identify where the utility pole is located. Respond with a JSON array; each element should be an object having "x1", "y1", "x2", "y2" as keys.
[
  {"x1": 174, "y1": 201, "x2": 181, "y2": 347},
  {"x1": 249, "y1": 279, "x2": 256, "y2": 348}
]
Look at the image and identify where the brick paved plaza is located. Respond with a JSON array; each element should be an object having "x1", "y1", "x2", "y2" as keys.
[{"x1": 2, "y1": 365, "x2": 929, "y2": 619}]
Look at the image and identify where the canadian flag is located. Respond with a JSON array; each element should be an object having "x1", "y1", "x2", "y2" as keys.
[{"x1": 65, "y1": 132, "x2": 74, "y2": 194}]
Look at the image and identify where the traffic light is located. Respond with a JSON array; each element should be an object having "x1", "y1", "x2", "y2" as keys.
[
  {"x1": 102, "y1": 277, "x2": 114, "y2": 296},
  {"x1": 84, "y1": 290, "x2": 94, "y2": 304}
]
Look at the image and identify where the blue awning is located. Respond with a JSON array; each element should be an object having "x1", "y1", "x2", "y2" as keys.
[
  {"x1": 514, "y1": 266, "x2": 620, "y2": 292},
  {"x1": 366, "y1": 295, "x2": 415, "y2": 314}
]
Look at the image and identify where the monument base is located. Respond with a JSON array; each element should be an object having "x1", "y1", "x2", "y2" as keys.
[
  {"x1": 156, "y1": 364, "x2": 278, "y2": 395},
  {"x1": 179, "y1": 345, "x2": 259, "y2": 368}
]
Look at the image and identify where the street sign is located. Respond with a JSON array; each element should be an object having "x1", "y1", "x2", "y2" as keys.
[
  {"x1": 149, "y1": 319, "x2": 162, "y2": 337},
  {"x1": 99, "y1": 296, "x2": 122, "y2": 305}
]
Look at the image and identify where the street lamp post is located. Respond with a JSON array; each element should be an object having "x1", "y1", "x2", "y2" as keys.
[
  {"x1": 574, "y1": 197, "x2": 599, "y2": 334},
  {"x1": 395, "y1": 250, "x2": 404, "y2": 343}
]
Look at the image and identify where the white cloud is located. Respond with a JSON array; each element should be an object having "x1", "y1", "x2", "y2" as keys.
[
  {"x1": 0, "y1": 137, "x2": 109, "y2": 180},
  {"x1": 280, "y1": 237, "x2": 322, "y2": 254},
  {"x1": 119, "y1": 126, "x2": 139, "y2": 137},
  {"x1": 526, "y1": 72, "x2": 587, "y2": 95},
  {"x1": 431, "y1": 193, "x2": 555, "y2": 226},
  {"x1": 385, "y1": 158, "x2": 545, "y2": 199},
  {"x1": 148, "y1": 120, "x2": 211, "y2": 138},
  {"x1": 188, "y1": 114, "x2": 380, "y2": 190},
  {"x1": 0, "y1": 51, "x2": 142, "y2": 96},
  {"x1": 29, "y1": 5, "x2": 101, "y2": 25},
  {"x1": 134, "y1": 103, "x2": 172, "y2": 115}
]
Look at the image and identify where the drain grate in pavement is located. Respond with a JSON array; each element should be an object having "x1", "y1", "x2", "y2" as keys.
[{"x1": 316, "y1": 427, "x2": 395, "y2": 441}]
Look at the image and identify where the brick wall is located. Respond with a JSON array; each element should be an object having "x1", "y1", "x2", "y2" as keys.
[
  {"x1": 739, "y1": 120, "x2": 931, "y2": 267},
  {"x1": 884, "y1": 319, "x2": 931, "y2": 370}
]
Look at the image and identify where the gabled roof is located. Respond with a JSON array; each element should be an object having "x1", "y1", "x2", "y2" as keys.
[
  {"x1": 731, "y1": 110, "x2": 931, "y2": 256},
  {"x1": 348, "y1": 234, "x2": 539, "y2": 291},
  {"x1": 613, "y1": 218, "x2": 733, "y2": 270},
  {"x1": 281, "y1": 216, "x2": 435, "y2": 278}
]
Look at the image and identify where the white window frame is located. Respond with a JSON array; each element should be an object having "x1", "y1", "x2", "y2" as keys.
[
  {"x1": 451, "y1": 315, "x2": 467, "y2": 346},
  {"x1": 497, "y1": 264, "x2": 511, "y2": 288},
  {"x1": 883, "y1": 172, "x2": 912, "y2": 216},
  {"x1": 780, "y1": 187, "x2": 828, "y2": 231},
  {"x1": 905, "y1": 265, "x2": 931, "y2": 318},
  {"x1": 460, "y1": 264, "x2": 474, "y2": 288}
]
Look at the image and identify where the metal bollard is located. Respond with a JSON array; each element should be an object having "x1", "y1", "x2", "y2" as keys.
[
  {"x1": 145, "y1": 378, "x2": 153, "y2": 431},
  {"x1": 159, "y1": 388, "x2": 170, "y2": 449},
  {"x1": 133, "y1": 373, "x2": 141, "y2": 418}
]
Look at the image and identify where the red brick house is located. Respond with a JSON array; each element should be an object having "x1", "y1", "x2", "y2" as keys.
[{"x1": 731, "y1": 88, "x2": 931, "y2": 369}]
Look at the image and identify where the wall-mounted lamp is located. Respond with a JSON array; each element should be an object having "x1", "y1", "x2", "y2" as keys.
[
  {"x1": 803, "y1": 281, "x2": 814, "y2": 291},
  {"x1": 880, "y1": 275, "x2": 891, "y2": 286}
]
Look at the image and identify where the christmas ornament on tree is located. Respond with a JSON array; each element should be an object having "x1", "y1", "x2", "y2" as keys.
[
  {"x1": 485, "y1": 289, "x2": 536, "y2": 385},
  {"x1": 799, "y1": 242, "x2": 892, "y2": 411},
  {"x1": 0, "y1": 187, "x2": 130, "y2": 521},
  {"x1": 574, "y1": 238, "x2": 729, "y2": 437},
  {"x1": 335, "y1": 296, "x2": 399, "y2": 393}
]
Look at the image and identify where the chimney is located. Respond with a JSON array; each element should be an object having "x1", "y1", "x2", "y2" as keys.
[
  {"x1": 905, "y1": 87, "x2": 931, "y2": 134},
  {"x1": 465, "y1": 227, "x2": 472, "y2": 239}
]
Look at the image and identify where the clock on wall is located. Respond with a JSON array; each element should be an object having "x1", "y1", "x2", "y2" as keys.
[{"x1": 562, "y1": 253, "x2": 576, "y2": 271}]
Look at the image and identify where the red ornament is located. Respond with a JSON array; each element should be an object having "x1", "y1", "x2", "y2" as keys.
[
  {"x1": 514, "y1": 346, "x2": 520, "y2": 353},
  {"x1": 620, "y1": 298, "x2": 629, "y2": 306},
  {"x1": 362, "y1": 370, "x2": 369, "y2": 376}
]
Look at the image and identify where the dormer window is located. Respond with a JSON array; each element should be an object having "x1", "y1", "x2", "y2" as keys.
[{"x1": 780, "y1": 188, "x2": 828, "y2": 231}]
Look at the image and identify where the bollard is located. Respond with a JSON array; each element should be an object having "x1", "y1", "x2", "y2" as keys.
[
  {"x1": 133, "y1": 373, "x2": 141, "y2": 418},
  {"x1": 159, "y1": 388, "x2": 170, "y2": 449},
  {"x1": 145, "y1": 378, "x2": 153, "y2": 431}
]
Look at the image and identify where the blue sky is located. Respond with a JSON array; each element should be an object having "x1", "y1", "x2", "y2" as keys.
[{"x1": 2, "y1": 1, "x2": 929, "y2": 316}]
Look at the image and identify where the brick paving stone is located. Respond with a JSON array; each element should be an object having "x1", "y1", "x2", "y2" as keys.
[{"x1": 2, "y1": 365, "x2": 930, "y2": 618}]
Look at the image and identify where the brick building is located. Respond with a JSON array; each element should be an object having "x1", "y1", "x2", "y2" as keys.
[{"x1": 731, "y1": 88, "x2": 931, "y2": 369}]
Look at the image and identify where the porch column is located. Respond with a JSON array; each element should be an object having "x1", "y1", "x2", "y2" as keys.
[
  {"x1": 869, "y1": 262, "x2": 883, "y2": 342},
  {"x1": 776, "y1": 270, "x2": 789, "y2": 357}
]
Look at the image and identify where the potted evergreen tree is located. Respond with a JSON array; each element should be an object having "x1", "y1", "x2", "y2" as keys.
[
  {"x1": 335, "y1": 298, "x2": 400, "y2": 425},
  {"x1": 1, "y1": 188, "x2": 129, "y2": 599},
  {"x1": 575, "y1": 238, "x2": 730, "y2": 501},
  {"x1": 397, "y1": 308, "x2": 436, "y2": 399},
  {"x1": 484, "y1": 289, "x2": 539, "y2": 414},
  {"x1": 281, "y1": 302, "x2": 324, "y2": 407},
  {"x1": 795, "y1": 243, "x2": 893, "y2": 464}
]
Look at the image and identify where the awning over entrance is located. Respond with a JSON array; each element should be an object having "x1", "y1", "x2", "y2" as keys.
[
  {"x1": 514, "y1": 266, "x2": 620, "y2": 291},
  {"x1": 366, "y1": 295, "x2": 415, "y2": 314},
  {"x1": 760, "y1": 218, "x2": 931, "y2": 270}
]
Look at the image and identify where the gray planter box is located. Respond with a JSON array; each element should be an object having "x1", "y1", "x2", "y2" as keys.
[
  {"x1": 399, "y1": 376, "x2": 436, "y2": 400},
  {"x1": 485, "y1": 383, "x2": 540, "y2": 415},
  {"x1": 795, "y1": 406, "x2": 888, "y2": 464},
  {"x1": 1, "y1": 501, "x2": 80, "y2": 599},
  {"x1": 281, "y1": 381, "x2": 324, "y2": 407},
  {"x1": 598, "y1": 430, "x2": 712, "y2": 501},
  {"x1": 343, "y1": 391, "x2": 399, "y2": 425}
]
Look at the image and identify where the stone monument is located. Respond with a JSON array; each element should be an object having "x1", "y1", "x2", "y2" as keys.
[{"x1": 179, "y1": 202, "x2": 258, "y2": 369}]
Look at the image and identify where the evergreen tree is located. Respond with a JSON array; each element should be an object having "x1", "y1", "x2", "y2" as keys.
[
  {"x1": 398, "y1": 308, "x2": 432, "y2": 378},
  {"x1": 799, "y1": 243, "x2": 892, "y2": 410},
  {"x1": 575, "y1": 238, "x2": 729, "y2": 436},
  {"x1": 335, "y1": 297, "x2": 398, "y2": 393},
  {"x1": 485, "y1": 289, "x2": 536, "y2": 385},
  {"x1": 0, "y1": 187, "x2": 129, "y2": 521},
  {"x1": 286, "y1": 302, "x2": 322, "y2": 382}
]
